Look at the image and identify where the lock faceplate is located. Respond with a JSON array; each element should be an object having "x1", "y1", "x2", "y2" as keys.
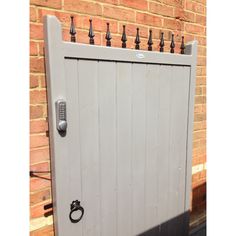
[{"x1": 55, "y1": 99, "x2": 67, "y2": 132}]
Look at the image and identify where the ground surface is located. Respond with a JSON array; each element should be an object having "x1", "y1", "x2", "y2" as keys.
[{"x1": 190, "y1": 222, "x2": 206, "y2": 236}]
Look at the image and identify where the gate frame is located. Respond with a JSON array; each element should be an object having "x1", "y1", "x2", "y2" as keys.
[{"x1": 44, "y1": 15, "x2": 197, "y2": 235}]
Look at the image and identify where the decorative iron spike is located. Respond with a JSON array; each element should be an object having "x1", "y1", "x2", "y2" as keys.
[
  {"x1": 135, "y1": 28, "x2": 140, "y2": 50},
  {"x1": 170, "y1": 33, "x2": 175, "y2": 53},
  {"x1": 159, "y1": 32, "x2": 164, "y2": 52},
  {"x1": 70, "y1": 16, "x2": 76, "y2": 42},
  {"x1": 88, "y1": 19, "x2": 95, "y2": 45},
  {"x1": 147, "y1": 29, "x2": 153, "y2": 51},
  {"x1": 105, "y1": 22, "x2": 112, "y2": 47},
  {"x1": 180, "y1": 36, "x2": 185, "y2": 54},
  {"x1": 121, "y1": 25, "x2": 127, "y2": 48}
]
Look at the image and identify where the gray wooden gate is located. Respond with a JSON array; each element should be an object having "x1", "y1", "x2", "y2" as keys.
[{"x1": 44, "y1": 15, "x2": 197, "y2": 236}]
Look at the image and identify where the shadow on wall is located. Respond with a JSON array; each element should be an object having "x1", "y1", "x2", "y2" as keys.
[{"x1": 191, "y1": 182, "x2": 206, "y2": 216}]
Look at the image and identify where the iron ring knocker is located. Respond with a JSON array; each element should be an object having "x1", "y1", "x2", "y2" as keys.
[{"x1": 69, "y1": 200, "x2": 84, "y2": 223}]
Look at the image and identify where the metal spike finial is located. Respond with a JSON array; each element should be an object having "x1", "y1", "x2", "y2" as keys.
[
  {"x1": 180, "y1": 36, "x2": 185, "y2": 54},
  {"x1": 88, "y1": 19, "x2": 95, "y2": 45},
  {"x1": 170, "y1": 33, "x2": 175, "y2": 53},
  {"x1": 121, "y1": 25, "x2": 127, "y2": 48},
  {"x1": 159, "y1": 32, "x2": 164, "y2": 52},
  {"x1": 147, "y1": 29, "x2": 153, "y2": 51},
  {"x1": 70, "y1": 16, "x2": 76, "y2": 42},
  {"x1": 105, "y1": 22, "x2": 112, "y2": 47},
  {"x1": 135, "y1": 28, "x2": 140, "y2": 50}
]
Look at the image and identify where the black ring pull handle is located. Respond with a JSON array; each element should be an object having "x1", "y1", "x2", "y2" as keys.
[{"x1": 69, "y1": 200, "x2": 84, "y2": 223}]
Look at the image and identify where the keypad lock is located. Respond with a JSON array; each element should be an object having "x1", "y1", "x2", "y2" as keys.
[{"x1": 55, "y1": 99, "x2": 67, "y2": 132}]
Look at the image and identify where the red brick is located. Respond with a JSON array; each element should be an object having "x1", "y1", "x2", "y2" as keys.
[
  {"x1": 37, "y1": 8, "x2": 57, "y2": 23},
  {"x1": 202, "y1": 87, "x2": 206, "y2": 96},
  {"x1": 198, "y1": 46, "x2": 206, "y2": 56},
  {"x1": 199, "y1": 154, "x2": 206, "y2": 163},
  {"x1": 193, "y1": 0, "x2": 206, "y2": 5},
  {"x1": 31, "y1": 0, "x2": 61, "y2": 9},
  {"x1": 194, "y1": 104, "x2": 202, "y2": 113},
  {"x1": 103, "y1": 5, "x2": 135, "y2": 22},
  {"x1": 96, "y1": 0, "x2": 118, "y2": 4},
  {"x1": 30, "y1": 90, "x2": 47, "y2": 104},
  {"x1": 62, "y1": 27, "x2": 102, "y2": 44},
  {"x1": 30, "y1": 175, "x2": 51, "y2": 192},
  {"x1": 149, "y1": 2, "x2": 174, "y2": 17},
  {"x1": 38, "y1": 9, "x2": 83, "y2": 29},
  {"x1": 192, "y1": 172, "x2": 200, "y2": 183},
  {"x1": 30, "y1": 23, "x2": 44, "y2": 40},
  {"x1": 64, "y1": 0, "x2": 102, "y2": 16},
  {"x1": 193, "y1": 130, "x2": 206, "y2": 140},
  {"x1": 30, "y1": 41, "x2": 38, "y2": 56},
  {"x1": 196, "y1": 14, "x2": 206, "y2": 25},
  {"x1": 197, "y1": 56, "x2": 206, "y2": 66},
  {"x1": 39, "y1": 75, "x2": 47, "y2": 88},
  {"x1": 163, "y1": 18, "x2": 183, "y2": 31},
  {"x1": 56, "y1": 12, "x2": 84, "y2": 28},
  {"x1": 196, "y1": 68, "x2": 206, "y2": 77},
  {"x1": 30, "y1": 105, "x2": 44, "y2": 119},
  {"x1": 195, "y1": 96, "x2": 206, "y2": 104},
  {"x1": 83, "y1": 16, "x2": 102, "y2": 31},
  {"x1": 30, "y1": 162, "x2": 50, "y2": 173},
  {"x1": 120, "y1": 0, "x2": 148, "y2": 10},
  {"x1": 31, "y1": 200, "x2": 52, "y2": 218},
  {"x1": 186, "y1": 1, "x2": 205, "y2": 14},
  {"x1": 174, "y1": 8, "x2": 195, "y2": 22},
  {"x1": 30, "y1": 57, "x2": 45, "y2": 73},
  {"x1": 200, "y1": 170, "x2": 206, "y2": 179},
  {"x1": 194, "y1": 112, "x2": 206, "y2": 122},
  {"x1": 195, "y1": 35, "x2": 206, "y2": 45},
  {"x1": 30, "y1": 134, "x2": 49, "y2": 149},
  {"x1": 83, "y1": 16, "x2": 118, "y2": 33},
  {"x1": 185, "y1": 23, "x2": 205, "y2": 34},
  {"x1": 119, "y1": 24, "x2": 148, "y2": 38},
  {"x1": 136, "y1": 12, "x2": 162, "y2": 27},
  {"x1": 30, "y1": 225, "x2": 54, "y2": 236},
  {"x1": 30, "y1": 188, "x2": 51, "y2": 205},
  {"x1": 30, "y1": 74, "x2": 39, "y2": 89},
  {"x1": 162, "y1": 0, "x2": 182, "y2": 7},
  {"x1": 30, "y1": 6, "x2": 37, "y2": 22},
  {"x1": 193, "y1": 121, "x2": 202, "y2": 131},
  {"x1": 30, "y1": 120, "x2": 48, "y2": 133},
  {"x1": 38, "y1": 41, "x2": 44, "y2": 56},
  {"x1": 101, "y1": 34, "x2": 123, "y2": 48},
  {"x1": 30, "y1": 148, "x2": 50, "y2": 165}
]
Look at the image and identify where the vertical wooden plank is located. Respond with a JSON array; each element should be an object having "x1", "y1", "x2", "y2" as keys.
[
  {"x1": 97, "y1": 61, "x2": 117, "y2": 236},
  {"x1": 145, "y1": 64, "x2": 160, "y2": 235},
  {"x1": 157, "y1": 65, "x2": 172, "y2": 236},
  {"x1": 131, "y1": 63, "x2": 146, "y2": 235},
  {"x1": 116, "y1": 62, "x2": 132, "y2": 236},
  {"x1": 78, "y1": 60, "x2": 100, "y2": 236},
  {"x1": 175, "y1": 67, "x2": 190, "y2": 217},
  {"x1": 44, "y1": 16, "x2": 70, "y2": 236},
  {"x1": 185, "y1": 41, "x2": 198, "y2": 212},
  {"x1": 64, "y1": 59, "x2": 82, "y2": 236},
  {"x1": 166, "y1": 66, "x2": 190, "y2": 236}
]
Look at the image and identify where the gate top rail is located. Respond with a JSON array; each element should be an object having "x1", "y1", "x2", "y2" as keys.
[{"x1": 44, "y1": 15, "x2": 197, "y2": 66}]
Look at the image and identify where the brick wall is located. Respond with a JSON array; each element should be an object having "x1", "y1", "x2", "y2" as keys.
[{"x1": 30, "y1": 0, "x2": 206, "y2": 234}]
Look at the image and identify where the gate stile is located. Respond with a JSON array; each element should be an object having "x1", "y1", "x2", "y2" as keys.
[{"x1": 44, "y1": 15, "x2": 197, "y2": 236}]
